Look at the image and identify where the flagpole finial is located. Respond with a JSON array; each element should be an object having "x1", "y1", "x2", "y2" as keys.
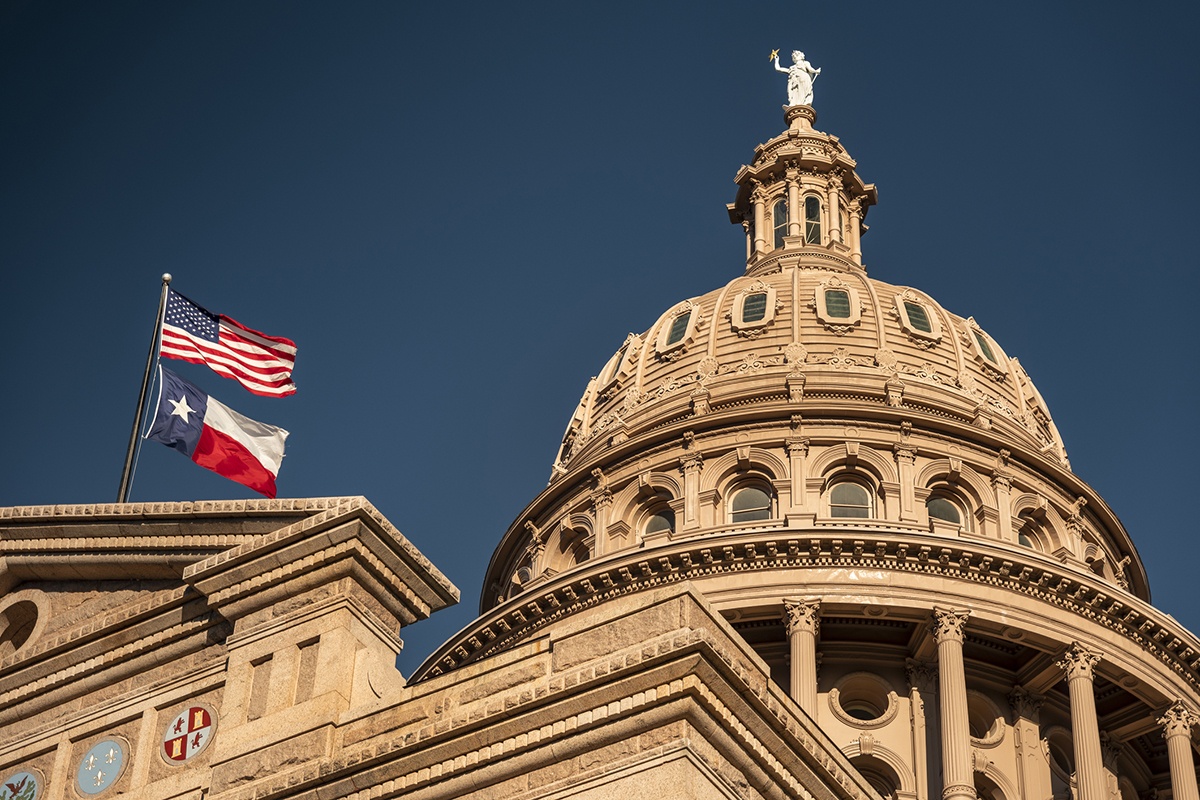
[{"x1": 162, "y1": 273, "x2": 173, "y2": 283}]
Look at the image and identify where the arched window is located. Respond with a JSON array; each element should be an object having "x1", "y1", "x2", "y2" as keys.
[
  {"x1": 644, "y1": 508, "x2": 675, "y2": 537},
  {"x1": 903, "y1": 301, "x2": 933, "y2": 333},
  {"x1": 772, "y1": 199, "x2": 788, "y2": 250},
  {"x1": 927, "y1": 495, "x2": 965, "y2": 528},
  {"x1": 730, "y1": 486, "x2": 772, "y2": 523},
  {"x1": 830, "y1": 481, "x2": 872, "y2": 518},
  {"x1": 804, "y1": 196, "x2": 822, "y2": 244}
]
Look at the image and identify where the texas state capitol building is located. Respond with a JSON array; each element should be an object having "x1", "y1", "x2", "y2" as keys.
[{"x1": 2, "y1": 74, "x2": 1199, "y2": 800}]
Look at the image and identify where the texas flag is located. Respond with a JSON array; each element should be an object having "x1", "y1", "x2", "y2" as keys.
[{"x1": 146, "y1": 366, "x2": 289, "y2": 498}]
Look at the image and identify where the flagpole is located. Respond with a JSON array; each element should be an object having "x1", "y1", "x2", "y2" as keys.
[{"x1": 117, "y1": 273, "x2": 172, "y2": 502}]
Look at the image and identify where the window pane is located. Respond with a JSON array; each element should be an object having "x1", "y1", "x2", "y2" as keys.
[
  {"x1": 927, "y1": 497, "x2": 961, "y2": 524},
  {"x1": 742, "y1": 292, "x2": 767, "y2": 323},
  {"x1": 804, "y1": 196, "x2": 822, "y2": 244},
  {"x1": 973, "y1": 331, "x2": 997, "y2": 363},
  {"x1": 773, "y1": 200, "x2": 787, "y2": 250},
  {"x1": 731, "y1": 487, "x2": 771, "y2": 522},
  {"x1": 903, "y1": 301, "x2": 933, "y2": 333},
  {"x1": 825, "y1": 289, "x2": 851, "y2": 319},
  {"x1": 831, "y1": 482, "x2": 871, "y2": 518},
  {"x1": 666, "y1": 312, "x2": 691, "y2": 345},
  {"x1": 645, "y1": 510, "x2": 674, "y2": 535}
]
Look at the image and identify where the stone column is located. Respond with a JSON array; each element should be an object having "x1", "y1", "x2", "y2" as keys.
[
  {"x1": 932, "y1": 608, "x2": 974, "y2": 800},
  {"x1": 752, "y1": 184, "x2": 767, "y2": 255},
  {"x1": 895, "y1": 444, "x2": 918, "y2": 523},
  {"x1": 1010, "y1": 687, "x2": 1051, "y2": 800},
  {"x1": 1057, "y1": 643, "x2": 1107, "y2": 800},
  {"x1": 826, "y1": 171, "x2": 843, "y2": 243},
  {"x1": 1158, "y1": 702, "x2": 1200, "y2": 800},
  {"x1": 680, "y1": 451, "x2": 703, "y2": 530},
  {"x1": 783, "y1": 599, "x2": 821, "y2": 715},
  {"x1": 786, "y1": 169, "x2": 802, "y2": 239},
  {"x1": 908, "y1": 659, "x2": 939, "y2": 800},
  {"x1": 786, "y1": 436, "x2": 810, "y2": 515},
  {"x1": 848, "y1": 198, "x2": 864, "y2": 263},
  {"x1": 992, "y1": 472, "x2": 1013, "y2": 542}
]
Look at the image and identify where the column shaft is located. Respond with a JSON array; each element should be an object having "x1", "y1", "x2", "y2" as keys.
[
  {"x1": 783, "y1": 599, "x2": 820, "y2": 716},
  {"x1": 1160, "y1": 703, "x2": 1200, "y2": 800},
  {"x1": 1057, "y1": 644, "x2": 1107, "y2": 800},
  {"x1": 932, "y1": 609, "x2": 974, "y2": 800}
]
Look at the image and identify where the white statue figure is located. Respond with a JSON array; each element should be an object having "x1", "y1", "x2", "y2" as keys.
[{"x1": 773, "y1": 49, "x2": 821, "y2": 107}]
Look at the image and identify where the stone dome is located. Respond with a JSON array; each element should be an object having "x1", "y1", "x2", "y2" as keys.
[
  {"x1": 550, "y1": 260, "x2": 1068, "y2": 486},
  {"x1": 411, "y1": 103, "x2": 1197, "y2": 800}
]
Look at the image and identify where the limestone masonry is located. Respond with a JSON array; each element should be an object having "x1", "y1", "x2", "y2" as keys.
[{"x1": 2, "y1": 105, "x2": 1197, "y2": 800}]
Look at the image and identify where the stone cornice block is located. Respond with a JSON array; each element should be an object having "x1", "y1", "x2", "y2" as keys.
[{"x1": 184, "y1": 498, "x2": 458, "y2": 626}]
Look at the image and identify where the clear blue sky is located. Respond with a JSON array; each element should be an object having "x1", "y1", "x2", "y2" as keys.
[{"x1": 2, "y1": 2, "x2": 1197, "y2": 672}]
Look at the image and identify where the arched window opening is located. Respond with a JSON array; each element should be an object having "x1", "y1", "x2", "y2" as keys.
[
  {"x1": 772, "y1": 199, "x2": 788, "y2": 250},
  {"x1": 967, "y1": 693, "x2": 1002, "y2": 739},
  {"x1": 927, "y1": 495, "x2": 963, "y2": 526},
  {"x1": 730, "y1": 486, "x2": 772, "y2": 523},
  {"x1": 644, "y1": 508, "x2": 675, "y2": 537},
  {"x1": 742, "y1": 292, "x2": 768, "y2": 323},
  {"x1": 849, "y1": 757, "x2": 900, "y2": 800},
  {"x1": 665, "y1": 311, "x2": 691, "y2": 346},
  {"x1": 975, "y1": 775, "x2": 1007, "y2": 800},
  {"x1": 830, "y1": 481, "x2": 872, "y2": 518},
  {"x1": 804, "y1": 196, "x2": 822, "y2": 244}
]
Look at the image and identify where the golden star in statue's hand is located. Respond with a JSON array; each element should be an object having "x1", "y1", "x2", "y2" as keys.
[{"x1": 769, "y1": 49, "x2": 779, "y2": 61}]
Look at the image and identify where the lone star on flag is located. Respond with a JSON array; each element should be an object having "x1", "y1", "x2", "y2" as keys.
[{"x1": 168, "y1": 395, "x2": 196, "y2": 423}]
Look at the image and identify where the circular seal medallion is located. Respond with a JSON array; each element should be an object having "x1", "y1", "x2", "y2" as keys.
[
  {"x1": 160, "y1": 704, "x2": 217, "y2": 764},
  {"x1": 75, "y1": 739, "x2": 126, "y2": 796},
  {"x1": 0, "y1": 770, "x2": 41, "y2": 800}
]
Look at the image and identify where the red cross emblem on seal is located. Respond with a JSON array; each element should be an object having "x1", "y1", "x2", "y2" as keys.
[{"x1": 161, "y1": 705, "x2": 216, "y2": 763}]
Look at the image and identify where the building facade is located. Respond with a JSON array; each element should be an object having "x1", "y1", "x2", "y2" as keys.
[{"x1": 2, "y1": 103, "x2": 1198, "y2": 800}]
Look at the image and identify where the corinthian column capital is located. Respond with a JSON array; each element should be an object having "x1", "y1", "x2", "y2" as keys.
[
  {"x1": 1159, "y1": 701, "x2": 1199, "y2": 740},
  {"x1": 1056, "y1": 642, "x2": 1101, "y2": 681},
  {"x1": 782, "y1": 598, "x2": 821, "y2": 636},
  {"x1": 931, "y1": 608, "x2": 969, "y2": 643}
]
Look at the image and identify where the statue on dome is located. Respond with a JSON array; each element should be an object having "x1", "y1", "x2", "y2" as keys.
[{"x1": 772, "y1": 49, "x2": 821, "y2": 107}]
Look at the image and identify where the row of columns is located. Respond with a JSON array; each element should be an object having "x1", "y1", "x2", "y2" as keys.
[
  {"x1": 746, "y1": 173, "x2": 855, "y2": 257},
  {"x1": 780, "y1": 602, "x2": 1200, "y2": 800}
]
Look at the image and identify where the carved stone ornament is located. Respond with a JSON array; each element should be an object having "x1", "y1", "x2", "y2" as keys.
[
  {"x1": 906, "y1": 658, "x2": 938, "y2": 693},
  {"x1": 697, "y1": 356, "x2": 720, "y2": 380},
  {"x1": 1009, "y1": 686, "x2": 1044, "y2": 720},
  {"x1": 1056, "y1": 642, "x2": 1100, "y2": 681},
  {"x1": 885, "y1": 375, "x2": 905, "y2": 408},
  {"x1": 874, "y1": 348, "x2": 898, "y2": 371},
  {"x1": 825, "y1": 347, "x2": 862, "y2": 370},
  {"x1": 1157, "y1": 701, "x2": 1198, "y2": 739},
  {"x1": 784, "y1": 342, "x2": 809, "y2": 373},
  {"x1": 782, "y1": 598, "x2": 821, "y2": 635},
  {"x1": 931, "y1": 607, "x2": 970, "y2": 643}
]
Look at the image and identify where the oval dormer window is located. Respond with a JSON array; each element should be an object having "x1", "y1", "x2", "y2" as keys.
[{"x1": 973, "y1": 330, "x2": 998, "y2": 364}]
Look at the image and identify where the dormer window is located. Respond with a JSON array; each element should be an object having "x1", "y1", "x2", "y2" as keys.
[
  {"x1": 656, "y1": 303, "x2": 700, "y2": 359},
  {"x1": 730, "y1": 486, "x2": 773, "y2": 523},
  {"x1": 903, "y1": 302, "x2": 933, "y2": 333},
  {"x1": 742, "y1": 292, "x2": 768, "y2": 323},
  {"x1": 666, "y1": 312, "x2": 691, "y2": 346},
  {"x1": 973, "y1": 331, "x2": 997, "y2": 363},
  {"x1": 772, "y1": 199, "x2": 788, "y2": 250},
  {"x1": 894, "y1": 290, "x2": 943, "y2": 343},
  {"x1": 731, "y1": 282, "x2": 778, "y2": 335},
  {"x1": 814, "y1": 277, "x2": 862, "y2": 331},
  {"x1": 824, "y1": 289, "x2": 852, "y2": 319},
  {"x1": 804, "y1": 196, "x2": 822, "y2": 244}
]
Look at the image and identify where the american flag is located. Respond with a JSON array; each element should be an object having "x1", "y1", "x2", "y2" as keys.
[{"x1": 160, "y1": 289, "x2": 297, "y2": 397}]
